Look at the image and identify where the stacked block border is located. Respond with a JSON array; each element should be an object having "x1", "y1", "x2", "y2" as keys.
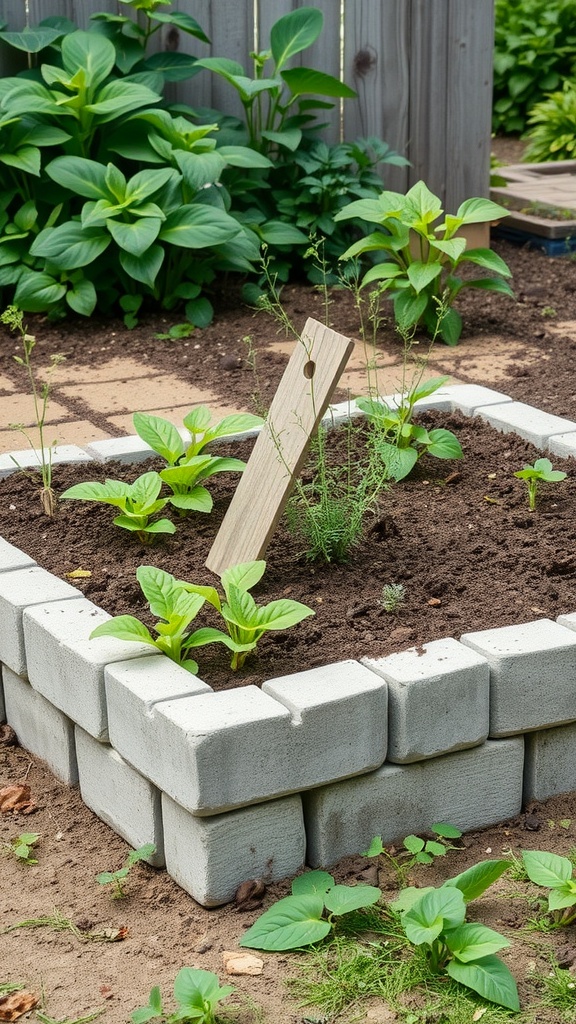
[{"x1": 1, "y1": 386, "x2": 576, "y2": 906}]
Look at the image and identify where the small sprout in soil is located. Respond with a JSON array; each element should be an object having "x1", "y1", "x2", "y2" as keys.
[
  {"x1": 3, "y1": 832, "x2": 40, "y2": 864},
  {"x1": 514, "y1": 457, "x2": 567, "y2": 511},
  {"x1": 60, "y1": 472, "x2": 177, "y2": 544},
  {"x1": 541, "y1": 306, "x2": 557, "y2": 318},
  {"x1": 153, "y1": 322, "x2": 194, "y2": 341},
  {"x1": 522, "y1": 849, "x2": 576, "y2": 927},
  {"x1": 96, "y1": 843, "x2": 155, "y2": 899},
  {"x1": 379, "y1": 582, "x2": 406, "y2": 612},
  {"x1": 131, "y1": 967, "x2": 234, "y2": 1024},
  {"x1": 362, "y1": 822, "x2": 462, "y2": 885}
]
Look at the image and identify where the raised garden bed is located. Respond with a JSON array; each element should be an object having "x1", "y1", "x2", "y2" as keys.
[
  {"x1": 2, "y1": 383, "x2": 576, "y2": 907},
  {"x1": 491, "y1": 160, "x2": 576, "y2": 254}
]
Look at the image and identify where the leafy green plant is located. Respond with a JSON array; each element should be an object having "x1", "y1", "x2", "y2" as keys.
[
  {"x1": 363, "y1": 823, "x2": 463, "y2": 883},
  {"x1": 153, "y1": 322, "x2": 194, "y2": 341},
  {"x1": 514, "y1": 457, "x2": 567, "y2": 511},
  {"x1": 357, "y1": 376, "x2": 463, "y2": 481},
  {"x1": 493, "y1": 0, "x2": 576, "y2": 134},
  {"x1": 90, "y1": 561, "x2": 313, "y2": 673},
  {"x1": 132, "y1": 406, "x2": 263, "y2": 466},
  {"x1": 379, "y1": 582, "x2": 406, "y2": 613},
  {"x1": 393, "y1": 859, "x2": 518, "y2": 1010},
  {"x1": 3, "y1": 832, "x2": 40, "y2": 865},
  {"x1": 522, "y1": 850, "x2": 576, "y2": 927},
  {"x1": 523, "y1": 80, "x2": 576, "y2": 163},
  {"x1": 336, "y1": 180, "x2": 513, "y2": 345},
  {"x1": 0, "y1": 305, "x2": 63, "y2": 516},
  {"x1": 96, "y1": 842, "x2": 156, "y2": 899},
  {"x1": 131, "y1": 968, "x2": 234, "y2": 1024},
  {"x1": 239, "y1": 869, "x2": 381, "y2": 951},
  {"x1": 60, "y1": 471, "x2": 177, "y2": 543}
]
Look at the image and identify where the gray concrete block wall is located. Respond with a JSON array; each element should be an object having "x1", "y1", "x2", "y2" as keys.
[
  {"x1": 2, "y1": 667, "x2": 78, "y2": 785},
  {"x1": 524, "y1": 721, "x2": 576, "y2": 803},
  {"x1": 0, "y1": 567, "x2": 80, "y2": 677}
]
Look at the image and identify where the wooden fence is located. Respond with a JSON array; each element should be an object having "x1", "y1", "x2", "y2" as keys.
[{"x1": 0, "y1": 0, "x2": 495, "y2": 212}]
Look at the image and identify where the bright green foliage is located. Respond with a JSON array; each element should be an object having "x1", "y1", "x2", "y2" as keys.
[
  {"x1": 131, "y1": 968, "x2": 234, "y2": 1024},
  {"x1": 393, "y1": 862, "x2": 519, "y2": 1011},
  {"x1": 337, "y1": 181, "x2": 513, "y2": 345},
  {"x1": 153, "y1": 322, "x2": 194, "y2": 340},
  {"x1": 97, "y1": 843, "x2": 156, "y2": 898},
  {"x1": 239, "y1": 869, "x2": 381, "y2": 951},
  {"x1": 514, "y1": 457, "x2": 567, "y2": 511},
  {"x1": 60, "y1": 471, "x2": 176, "y2": 542},
  {"x1": 524, "y1": 81, "x2": 576, "y2": 163},
  {"x1": 3, "y1": 832, "x2": 40, "y2": 865},
  {"x1": 493, "y1": 0, "x2": 576, "y2": 134},
  {"x1": 133, "y1": 406, "x2": 263, "y2": 465},
  {"x1": 363, "y1": 823, "x2": 463, "y2": 881},
  {"x1": 358, "y1": 376, "x2": 462, "y2": 480},
  {"x1": 522, "y1": 850, "x2": 576, "y2": 926}
]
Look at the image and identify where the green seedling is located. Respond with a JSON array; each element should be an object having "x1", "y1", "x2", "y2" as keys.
[
  {"x1": 61, "y1": 471, "x2": 177, "y2": 542},
  {"x1": 379, "y1": 582, "x2": 406, "y2": 612},
  {"x1": 522, "y1": 850, "x2": 576, "y2": 927},
  {"x1": 3, "y1": 832, "x2": 40, "y2": 865},
  {"x1": 393, "y1": 858, "x2": 518, "y2": 1010},
  {"x1": 153, "y1": 323, "x2": 195, "y2": 341},
  {"x1": 158, "y1": 454, "x2": 247, "y2": 516},
  {"x1": 514, "y1": 457, "x2": 567, "y2": 511},
  {"x1": 96, "y1": 843, "x2": 155, "y2": 899},
  {"x1": 132, "y1": 967, "x2": 234, "y2": 1024},
  {"x1": 239, "y1": 869, "x2": 381, "y2": 951},
  {"x1": 133, "y1": 406, "x2": 264, "y2": 467},
  {"x1": 363, "y1": 823, "x2": 462, "y2": 884},
  {"x1": 358, "y1": 376, "x2": 463, "y2": 481}
]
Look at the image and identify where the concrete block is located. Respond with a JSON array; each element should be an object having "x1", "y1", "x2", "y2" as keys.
[
  {"x1": 460, "y1": 618, "x2": 576, "y2": 737},
  {"x1": 363, "y1": 638, "x2": 489, "y2": 763},
  {"x1": 547, "y1": 432, "x2": 576, "y2": 459},
  {"x1": 0, "y1": 445, "x2": 92, "y2": 480},
  {"x1": 0, "y1": 670, "x2": 5, "y2": 722},
  {"x1": 0, "y1": 538, "x2": 35, "y2": 573},
  {"x1": 2, "y1": 666, "x2": 77, "y2": 784},
  {"x1": 0, "y1": 566, "x2": 79, "y2": 677},
  {"x1": 524, "y1": 721, "x2": 576, "y2": 802},
  {"x1": 475, "y1": 401, "x2": 576, "y2": 449},
  {"x1": 82, "y1": 435, "x2": 156, "y2": 464},
  {"x1": 304, "y1": 738, "x2": 524, "y2": 867},
  {"x1": 445, "y1": 384, "x2": 513, "y2": 417},
  {"x1": 23, "y1": 598, "x2": 158, "y2": 742},
  {"x1": 105, "y1": 656, "x2": 212, "y2": 778},
  {"x1": 75, "y1": 726, "x2": 164, "y2": 867},
  {"x1": 262, "y1": 660, "x2": 388, "y2": 775},
  {"x1": 162, "y1": 791, "x2": 305, "y2": 906}
]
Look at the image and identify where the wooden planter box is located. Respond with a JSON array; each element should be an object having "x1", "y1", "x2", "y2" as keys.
[{"x1": 491, "y1": 160, "x2": 576, "y2": 254}]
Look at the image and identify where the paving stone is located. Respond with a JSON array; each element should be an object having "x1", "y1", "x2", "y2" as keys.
[
  {"x1": 0, "y1": 566, "x2": 79, "y2": 677},
  {"x1": 75, "y1": 726, "x2": 164, "y2": 867},
  {"x1": 0, "y1": 444, "x2": 93, "y2": 478},
  {"x1": 162, "y1": 791, "x2": 305, "y2": 906},
  {"x1": 362, "y1": 638, "x2": 489, "y2": 762},
  {"x1": 23, "y1": 598, "x2": 158, "y2": 741},
  {"x1": 548, "y1": 431, "x2": 576, "y2": 459},
  {"x1": 2, "y1": 666, "x2": 78, "y2": 784},
  {"x1": 475, "y1": 401, "x2": 576, "y2": 449},
  {"x1": 524, "y1": 721, "x2": 576, "y2": 802},
  {"x1": 0, "y1": 537, "x2": 35, "y2": 572},
  {"x1": 444, "y1": 384, "x2": 513, "y2": 416},
  {"x1": 460, "y1": 618, "x2": 576, "y2": 736},
  {"x1": 304, "y1": 738, "x2": 524, "y2": 866}
]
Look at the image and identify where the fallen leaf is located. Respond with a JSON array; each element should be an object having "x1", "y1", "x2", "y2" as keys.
[
  {"x1": 0, "y1": 784, "x2": 36, "y2": 814},
  {"x1": 472, "y1": 1008, "x2": 488, "y2": 1021},
  {"x1": 222, "y1": 951, "x2": 264, "y2": 976},
  {"x1": 90, "y1": 926, "x2": 129, "y2": 942},
  {"x1": 66, "y1": 567, "x2": 92, "y2": 579},
  {"x1": 0, "y1": 991, "x2": 39, "y2": 1021},
  {"x1": 483, "y1": 495, "x2": 500, "y2": 504}
]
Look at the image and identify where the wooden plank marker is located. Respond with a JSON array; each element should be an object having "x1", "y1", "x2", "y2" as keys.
[{"x1": 206, "y1": 317, "x2": 354, "y2": 576}]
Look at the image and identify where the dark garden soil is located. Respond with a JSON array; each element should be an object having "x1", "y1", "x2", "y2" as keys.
[{"x1": 2, "y1": 235, "x2": 576, "y2": 1022}]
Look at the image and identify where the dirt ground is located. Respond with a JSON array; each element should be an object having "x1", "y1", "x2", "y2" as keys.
[{"x1": 3, "y1": 181, "x2": 576, "y2": 1022}]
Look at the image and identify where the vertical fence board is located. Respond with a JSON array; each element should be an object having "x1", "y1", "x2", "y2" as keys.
[
  {"x1": 203, "y1": 0, "x2": 254, "y2": 119},
  {"x1": 409, "y1": 0, "x2": 449, "y2": 201},
  {"x1": 158, "y1": 0, "x2": 213, "y2": 111},
  {"x1": 297, "y1": 0, "x2": 342, "y2": 142}
]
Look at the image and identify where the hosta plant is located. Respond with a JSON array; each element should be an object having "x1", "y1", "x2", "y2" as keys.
[
  {"x1": 523, "y1": 80, "x2": 576, "y2": 163},
  {"x1": 522, "y1": 850, "x2": 576, "y2": 926},
  {"x1": 61, "y1": 471, "x2": 177, "y2": 543},
  {"x1": 336, "y1": 180, "x2": 514, "y2": 345},
  {"x1": 132, "y1": 406, "x2": 263, "y2": 466}
]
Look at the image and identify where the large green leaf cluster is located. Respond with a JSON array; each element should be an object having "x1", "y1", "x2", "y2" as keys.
[{"x1": 493, "y1": 0, "x2": 576, "y2": 134}]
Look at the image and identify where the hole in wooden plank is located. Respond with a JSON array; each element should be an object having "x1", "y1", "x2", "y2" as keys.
[{"x1": 303, "y1": 360, "x2": 316, "y2": 379}]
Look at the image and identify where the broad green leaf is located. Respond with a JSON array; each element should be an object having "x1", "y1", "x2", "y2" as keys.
[
  {"x1": 136, "y1": 565, "x2": 182, "y2": 619},
  {"x1": 221, "y1": 560, "x2": 266, "y2": 595},
  {"x1": 123, "y1": 166, "x2": 175, "y2": 203},
  {"x1": 182, "y1": 405, "x2": 212, "y2": 436},
  {"x1": 360, "y1": 262, "x2": 403, "y2": 286},
  {"x1": 0, "y1": 27, "x2": 63, "y2": 52},
  {"x1": 239, "y1": 894, "x2": 331, "y2": 951},
  {"x1": 403, "y1": 887, "x2": 466, "y2": 945},
  {"x1": 185, "y1": 297, "x2": 213, "y2": 329},
  {"x1": 90, "y1": 615, "x2": 156, "y2": 645},
  {"x1": 455, "y1": 196, "x2": 510, "y2": 225},
  {"x1": 378, "y1": 442, "x2": 418, "y2": 482},
  {"x1": 340, "y1": 232, "x2": 397, "y2": 260},
  {"x1": 426, "y1": 428, "x2": 463, "y2": 460},
  {"x1": 173, "y1": 968, "x2": 233, "y2": 1015},
  {"x1": 259, "y1": 220, "x2": 309, "y2": 245},
  {"x1": 424, "y1": 841, "x2": 447, "y2": 857},
  {"x1": 292, "y1": 871, "x2": 334, "y2": 897},
  {"x1": 108, "y1": 216, "x2": 162, "y2": 256},
  {"x1": 444, "y1": 859, "x2": 511, "y2": 902},
  {"x1": 254, "y1": 598, "x2": 315, "y2": 631},
  {"x1": 406, "y1": 260, "x2": 442, "y2": 294},
  {"x1": 403, "y1": 180, "x2": 443, "y2": 226},
  {"x1": 437, "y1": 306, "x2": 463, "y2": 346},
  {"x1": 411, "y1": 376, "x2": 450, "y2": 402},
  {"x1": 13, "y1": 201, "x2": 38, "y2": 233},
  {"x1": 0, "y1": 81, "x2": 63, "y2": 118},
  {"x1": 143, "y1": 51, "x2": 201, "y2": 82},
  {"x1": 61, "y1": 30, "x2": 115, "y2": 87},
  {"x1": 447, "y1": 955, "x2": 520, "y2": 1011},
  {"x1": 45, "y1": 156, "x2": 108, "y2": 199},
  {"x1": 461, "y1": 247, "x2": 513, "y2": 277},
  {"x1": 0, "y1": 146, "x2": 41, "y2": 176},
  {"x1": 30, "y1": 222, "x2": 110, "y2": 270},
  {"x1": 282, "y1": 67, "x2": 356, "y2": 99},
  {"x1": 466, "y1": 277, "x2": 515, "y2": 298},
  {"x1": 445, "y1": 922, "x2": 511, "y2": 962},
  {"x1": 260, "y1": 128, "x2": 302, "y2": 152},
  {"x1": 391, "y1": 886, "x2": 435, "y2": 914},
  {"x1": 548, "y1": 886, "x2": 576, "y2": 912},
  {"x1": 130, "y1": 470, "x2": 163, "y2": 507},
  {"x1": 133, "y1": 412, "x2": 184, "y2": 464},
  {"x1": 403, "y1": 835, "x2": 425, "y2": 855},
  {"x1": 431, "y1": 237, "x2": 467, "y2": 261},
  {"x1": 270, "y1": 7, "x2": 323, "y2": 70},
  {"x1": 159, "y1": 205, "x2": 240, "y2": 248},
  {"x1": 14, "y1": 271, "x2": 66, "y2": 312},
  {"x1": 218, "y1": 146, "x2": 272, "y2": 169},
  {"x1": 361, "y1": 837, "x2": 385, "y2": 858},
  {"x1": 149, "y1": 11, "x2": 210, "y2": 45},
  {"x1": 126, "y1": 843, "x2": 156, "y2": 865},
  {"x1": 168, "y1": 489, "x2": 213, "y2": 513},
  {"x1": 522, "y1": 850, "x2": 573, "y2": 888},
  {"x1": 120, "y1": 517, "x2": 175, "y2": 535},
  {"x1": 324, "y1": 884, "x2": 381, "y2": 916},
  {"x1": 183, "y1": 627, "x2": 252, "y2": 653},
  {"x1": 66, "y1": 277, "x2": 97, "y2": 316},
  {"x1": 432, "y1": 822, "x2": 461, "y2": 839},
  {"x1": 120, "y1": 246, "x2": 164, "y2": 289},
  {"x1": 394, "y1": 289, "x2": 428, "y2": 331}
]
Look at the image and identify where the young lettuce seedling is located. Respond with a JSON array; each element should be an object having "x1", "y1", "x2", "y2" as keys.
[
  {"x1": 514, "y1": 458, "x2": 567, "y2": 511},
  {"x1": 522, "y1": 850, "x2": 576, "y2": 927},
  {"x1": 97, "y1": 843, "x2": 156, "y2": 899},
  {"x1": 132, "y1": 967, "x2": 234, "y2": 1024},
  {"x1": 61, "y1": 471, "x2": 177, "y2": 543}
]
